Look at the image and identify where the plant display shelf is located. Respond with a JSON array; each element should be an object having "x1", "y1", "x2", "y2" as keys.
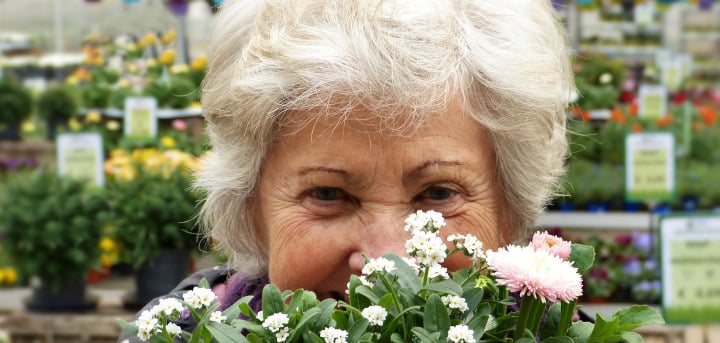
[{"x1": 537, "y1": 211, "x2": 653, "y2": 231}]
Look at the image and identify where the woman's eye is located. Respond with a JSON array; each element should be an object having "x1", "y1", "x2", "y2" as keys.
[
  {"x1": 311, "y1": 187, "x2": 344, "y2": 201},
  {"x1": 419, "y1": 186, "x2": 454, "y2": 201}
]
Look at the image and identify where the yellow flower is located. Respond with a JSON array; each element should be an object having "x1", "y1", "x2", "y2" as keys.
[
  {"x1": 127, "y1": 64, "x2": 139, "y2": 74},
  {"x1": 170, "y1": 64, "x2": 189, "y2": 74},
  {"x1": 143, "y1": 33, "x2": 156, "y2": 46},
  {"x1": 66, "y1": 76, "x2": 79, "y2": 85},
  {"x1": 0, "y1": 268, "x2": 17, "y2": 285},
  {"x1": 146, "y1": 58, "x2": 158, "y2": 68},
  {"x1": 101, "y1": 251, "x2": 119, "y2": 268},
  {"x1": 162, "y1": 30, "x2": 177, "y2": 45},
  {"x1": 117, "y1": 79, "x2": 131, "y2": 88},
  {"x1": 159, "y1": 50, "x2": 176, "y2": 65},
  {"x1": 20, "y1": 120, "x2": 36, "y2": 134},
  {"x1": 190, "y1": 101, "x2": 202, "y2": 109},
  {"x1": 85, "y1": 111, "x2": 102, "y2": 124},
  {"x1": 69, "y1": 118, "x2": 83, "y2": 131},
  {"x1": 106, "y1": 120, "x2": 121, "y2": 131},
  {"x1": 191, "y1": 55, "x2": 208, "y2": 71},
  {"x1": 127, "y1": 43, "x2": 138, "y2": 52},
  {"x1": 160, "y1": 136, "x2": 177, "y2": 149},
  {"x1": 99, "y1": 237, "x2": 117, "y2": 252}
]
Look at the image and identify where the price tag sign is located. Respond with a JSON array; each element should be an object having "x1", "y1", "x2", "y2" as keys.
[
  {"x1": 662, "y1": 58, "x2": 682, "y2": 91},
  {"x1": 634, "y1": 1, "x2": 655, "y2": 26},
  {"x1": 625, "y1": 132, "x2": 675, "y2": 202},
  {"x1": 124, "y1": 97, "x2": 158, "y2": 140},
  {"x1": 660, "y1": 214, "x2": 720, "y2": 323},
  {"x1": 637, "y1": 84, "x2": 667, "y2": 120},
  {"x1": 56, "y1": 132, "x2": 105, "y2": 187}
]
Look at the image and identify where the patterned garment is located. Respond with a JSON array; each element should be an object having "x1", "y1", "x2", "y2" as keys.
[{"x1": 117, "y1": 265, "x2": 268, "y2": 343}]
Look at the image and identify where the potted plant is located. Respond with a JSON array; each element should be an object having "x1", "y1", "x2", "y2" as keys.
[
  {"x1": 36, "y1": 85, "x2": 80, "y2": 139},
  {"x1": 105, "y1": 148, "x2": 201, "y2": 306},
  {"x1": 0, "y1": 170, "x2": 108, "y2": 312},
  {"x1": 0, "y1": 78, "x2": 33, "y2": 140}
]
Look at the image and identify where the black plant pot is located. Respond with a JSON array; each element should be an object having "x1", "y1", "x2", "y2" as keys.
[
  {"x1": 47, "y1": 117, "x2": 68, "y2": 140},
  {"x1": 128, "y1": 249, "x2": 191, "y2": 309},
  {"x1": 26, "y1": 280, "x2": 97, "y2": 313}
]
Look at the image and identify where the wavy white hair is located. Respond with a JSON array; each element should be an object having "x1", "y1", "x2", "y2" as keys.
[{"x1": 197, "y1": 0, "x2": 574, "y2": 277}]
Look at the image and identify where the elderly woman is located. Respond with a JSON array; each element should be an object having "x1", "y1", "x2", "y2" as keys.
[{"x1": 120, "y1": 0, "x2": 572, "y2": 340}]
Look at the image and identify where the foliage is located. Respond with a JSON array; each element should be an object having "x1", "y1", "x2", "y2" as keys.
[
  {"x1": 573, "y1": 54, "x2": 625, "y2": 111},
  {"x1": 0, "y1": 171, "x2": 108, "y2": 291},
  {"x1": 0, "y1": 78, "x2": 33, "y2": 125},
  {"x1": 106, "y1": 148, "x2": 202, "y2": 268},
  {"x1": 36, "y1": 85, "x2": 80, "y2": 120},
  {"x1": 567, "y1": 119, "x2": 599, "y2": 162},
  {"x1": 122, "y1": 212, "x2": 664, "y2": 343},
  {"x1": 143, "y1": 75, "x2": 199, "y2": 109},
  {"x1": 565, "y1": 161, "x2": 623, "y2": 207}
]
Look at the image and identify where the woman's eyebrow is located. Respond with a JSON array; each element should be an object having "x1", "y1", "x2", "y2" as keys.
[
  {"x1": 406, "y1": 160, "x2": 467, "y2": 181},
  {"x1": 297, "y1": 166, "x2": 364, "y2": 187}
]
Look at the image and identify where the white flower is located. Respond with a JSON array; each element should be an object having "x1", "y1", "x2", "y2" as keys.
[
  {"x1": 165, "y1": 322, "x2": 182, "y2": 336},
  {"x1": 407, "y1": 230, "x2": 447, "y2": 266},
  {"x1": 404, "y1": 210, "x2": 446, "y2": 232},
  {"x1": 441, "y1": 295, "x2": 469, "y2": 312},
  {"x1": 182, "y1": 287, "x2": 217, "y2": 309},
  {"x1": 448, "y1": 234, "x2": 485, "y2": 259},
  {"x1": 319, "y1": 327, "x2": 349, "y2": 343},
  {"x1": 182, "y1": 290, "x2": 202, "y2": 309},
  {"x1": 256, "y1": 310, "x2": 264, "y2": 321},
  {"x1": 157, "y1": 297, "x2": 184, "y2": 316},
  {"x1": 136, "y1": 311, "x2": 158, "y2": 333},
  {"x1": 210, "y1": 311, "x2": 227, "y2": 323},
  {"x1": 402, "y1": 257, "x2": 421, "y2": 275},
  {"x1": 361, "y1": 257, "x2": 395, "y2": 276},
  {"x1": 428, "y1": 264, "x2": 449, "y2": 279},
  {"x1": 485, "y1": 245, "x2": 583, "y2": 303},
  {"x1": 448, "y1": 324, "x2": 475, "y2": 343},
  {"x1": 137, "y1": 328, "x2": 152, "y2": 342},
  {"x1": 361, "y1": 305, "x2": 388, "y2": 326},
  {"x1": 276, "y1": 327, "x2": 290, "y2": 342},
  {"x1": 262, "y1": 313, "x2": 290, "y2": 333}
]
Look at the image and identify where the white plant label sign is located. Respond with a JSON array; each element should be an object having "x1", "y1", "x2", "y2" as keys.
[
  {"x1": 56, "y1": 132, "x2": 105, "y2": 187},
  {"x1": 660, "y1": 214, "x2": 720, "y2": 323},
  {"x1": 124, "y1": 96, "x2": 158, "y2": 140},
  {"x1": 625, "y1": 132, "x2": 675, "y2": 202},
  {"x1": 637, "y1": 84, "x2": 667, "y2": 120}
]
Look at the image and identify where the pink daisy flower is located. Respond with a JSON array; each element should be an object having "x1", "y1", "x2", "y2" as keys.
[
  {"x1": 531, "y1": 231, "x2": 572, "y2": 260},
  {"x1": 485, "y1": 245, "x2": 582, "y2": 303}
]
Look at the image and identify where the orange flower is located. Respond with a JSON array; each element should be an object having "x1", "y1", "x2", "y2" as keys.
[
  {"x1": 581, "y1": 111, "x2": 592, "y2": 121},
  {"x1": 571, "y1": 106, "x2": 583, "y2": 118},
  {"x1": 632, "y1": 124, "x2": 643, "y2": 133},
  {"x1": 610, "y1": 108, "x2": 626, "y2": 123},
  {"x1": 656, "y1": 115, "x2": 673, "y2": 128},
  {"x1": 629, "y1": 103, "x2": 638, "y2": 116},
  {"x1": 698, "y1": 106, "x2": 717, "y2": 127}
]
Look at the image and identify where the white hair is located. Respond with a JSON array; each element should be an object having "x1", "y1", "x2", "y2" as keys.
[{"x1": 196, "y1": 0, "x2": 574, "y2": 277}]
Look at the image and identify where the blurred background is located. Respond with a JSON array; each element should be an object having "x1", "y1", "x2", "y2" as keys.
[{"x1": 0, "y1": 0, "x2": 719, "y2": 342}]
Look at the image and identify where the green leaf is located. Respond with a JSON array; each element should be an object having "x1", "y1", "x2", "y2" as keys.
[
  {"x1": 615, "y1": 305, "x2": 665, "y2": 331},
  {"x1": 356, "y1": 285, "x2": 381, "y2": 304},
  {"x1": 383, "y1": 254, "x2": 421, "y2": 294},
  {"x1": 285, "y1": 289, "x2": 307, "y2": 314},
  {"x1": 567, "y1": 321, "x2": 593, "y2": 343},
  {"x1": 619, "y1": 331, "x2": 644, "y2": 343},
  {"x1": 422, "y1": 279, "x2": 463, "y2": 296},
  {"x1": 261, "y1": 284, "x2": 285, "y2": 316},
  {"x1": 116, "y1": 319, "x2": 138, "y2": 335},
  {"x1": 206, "y1": 322, "x2": 242, "y2": 343},
  {"x1": 423, "y1": 294, "x2": 450, "y2": 340},
  {"x1": 539, "y1": 302, "x2": 562, "y2": 339},
  {"x1": 541, "y1": 337, "x2": 574, "y2": 343},
  {"x1": 348, "y1": 317, "x2": 370, "y2": 343},
  {"x1": 411, "y1": 327, "x2": 440, "y2": 343},
  {"x1": 287, "y1": 308, "x2": 321, "y2": 342},
  {"x1": 198, "y1": 278, "x2": 210, "y2": 289},
  {"x1": 222, "y1": 296, "x2": 251, "y2": 323},
  {"x1": 569, "y1": 244, "x2": 595, "y2": 274},
  {"x1": 462, "y1": 287, "x2": 484, "y2": 312},
  {"x1": 516, "y1": 338, "x2": 536, "y2": 343},
  {"x1": 587, "y1": 313, "x2": 621, "y2": 342},
  {"x1": 308, "y1": 299, "x2": 337, "y2": 332}
]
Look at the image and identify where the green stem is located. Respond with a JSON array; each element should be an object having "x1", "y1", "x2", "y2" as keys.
[
  {"x1": 527, "y1": 299, "x2": 547, "y2": 336},
  {"x1": 556, "y1": 300, "x2": 576, "y2": 336},
  {"x1": 380, "y1": 273, "x2": 407, "y2": 338},
  {"x1": 514, "y1": 295, "x2": 535, "y2": 341},
  {"x1": 422, "y1": 265, "x2": 429, "y2": 287}
]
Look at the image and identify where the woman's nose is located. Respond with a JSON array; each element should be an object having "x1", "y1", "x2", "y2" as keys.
[{"x1": 348, "y1": 209, "x2": 411, "y2": 273}]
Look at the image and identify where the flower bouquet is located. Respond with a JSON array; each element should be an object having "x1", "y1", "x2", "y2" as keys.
[{"x1": 120, "y1": 211, "x2": 663, "y2": 342}]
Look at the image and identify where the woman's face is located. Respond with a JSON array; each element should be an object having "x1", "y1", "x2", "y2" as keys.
[{"x1": 253, "y1": 101, "x2": 511, "y2": 300}]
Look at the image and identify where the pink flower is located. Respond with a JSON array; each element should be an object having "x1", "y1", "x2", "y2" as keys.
[
  {"x1": 531, "y1": 231, "x2": 571, "y2": 260},
  {"x1": 485, "y1": 245, "x2": 582, "y2": 303},
  {"x1": 172, "y1": 119, "x2": 187, "y2": 131}
]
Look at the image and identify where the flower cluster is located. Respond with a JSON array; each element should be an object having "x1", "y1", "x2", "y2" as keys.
[{"x1": 122, "y1": 210, "x2": 664, "y2": 343}]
